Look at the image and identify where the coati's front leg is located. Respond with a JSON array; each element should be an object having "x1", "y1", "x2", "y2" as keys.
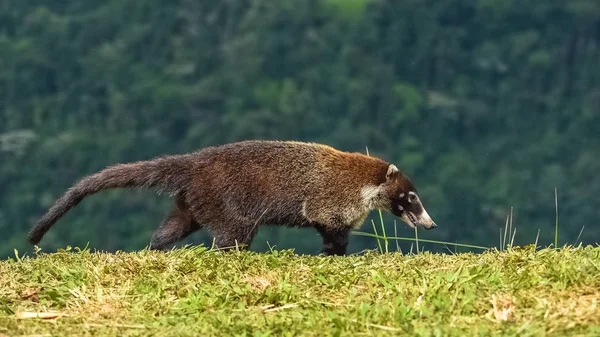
[
  {"x1": 149, "y1": 195, "x2": 201, "y2": 250},
  {"x1": 316, "y1": 225, "x2": 350, "y2": 256},
  {"x1": 303, "y1": 200, "x2": 352, "y2": 256}
]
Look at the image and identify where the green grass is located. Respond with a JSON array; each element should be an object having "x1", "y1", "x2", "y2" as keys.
[{"x1": 1, "y1": 245, "x2": 600, "y2": 336}]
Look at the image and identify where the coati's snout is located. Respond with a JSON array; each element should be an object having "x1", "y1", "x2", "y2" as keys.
[
  {"x1": 383, "y1": 164, "x2": 437, "y2": 230},
  {"x1": 397, "y1": 192, "x2": 437, "y2": 230}
]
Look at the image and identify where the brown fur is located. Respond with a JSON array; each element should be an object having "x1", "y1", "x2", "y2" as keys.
[{"x1": 28, "y1": 140, "x2": 435, "y2": 255}]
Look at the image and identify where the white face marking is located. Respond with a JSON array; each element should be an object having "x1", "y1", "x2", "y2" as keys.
[
  {"x1": 408, "y1": 191, "x2": 418, "y2": 203},
  {"x1": 414, "y1": 207, "x2": 435, "y2": 229},
  {"x1": 398, "y1": 205, "x2": 403, "y2": 211},
  {"x1": 399, "y1": 193, "x2": 405, "y2": 198},
  {"x1": 418, "y1": 207, "x2": 432, "y2": 223}
]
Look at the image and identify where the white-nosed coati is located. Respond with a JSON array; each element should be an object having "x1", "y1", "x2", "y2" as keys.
[{"x1": 27, "y1": 140, "x2": 436, "y2": 255}]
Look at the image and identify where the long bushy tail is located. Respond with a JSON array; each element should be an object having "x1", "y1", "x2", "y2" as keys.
[{"x1": 27, "y1": 154, "x2": 194, "y2": 245}]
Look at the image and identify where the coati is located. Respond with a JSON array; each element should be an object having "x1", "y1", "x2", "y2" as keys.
[{"x1": 27, "y1": 140, "x2": 436, "y2": 255}]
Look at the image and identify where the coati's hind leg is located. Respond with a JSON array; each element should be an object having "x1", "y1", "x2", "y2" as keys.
[
  {"x1": 209, "y1": 217, "x2": 260, "y2": 252},
  {"x1": 149, "y1": 196, "x2": 201, "y2": 251},
  {"x1": 316, "y1": 225, "x2": 350, "y2": 256}
]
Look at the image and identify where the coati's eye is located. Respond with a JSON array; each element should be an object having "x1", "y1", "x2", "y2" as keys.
[{"x1": 408, "y1": 192, "x2": 417, "y2": 203}]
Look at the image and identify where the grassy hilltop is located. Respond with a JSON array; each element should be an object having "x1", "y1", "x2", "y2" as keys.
[{"x1": 1, "y1": 245, "x2": 599, "y2": 336}]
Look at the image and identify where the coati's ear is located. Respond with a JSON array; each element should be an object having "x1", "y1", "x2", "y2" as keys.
[{"x1": 386, "y1": 164, "x2": 399, "y2": 181}]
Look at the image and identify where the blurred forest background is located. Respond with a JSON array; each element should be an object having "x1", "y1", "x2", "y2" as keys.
[{"x1": 1, "y1": 0, "x2": 599, "y2": 258}]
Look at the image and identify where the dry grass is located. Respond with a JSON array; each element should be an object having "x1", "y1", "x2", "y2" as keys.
[{"x1": 1, "y1": 245, "x2": 599, "y2": 336}]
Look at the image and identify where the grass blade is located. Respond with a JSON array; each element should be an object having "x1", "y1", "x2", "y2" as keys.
[
  {"x1": 371, "y1": 219, "x2": 383, "y2": 254},
  {"x1": 352, "y1": 231, "x2": 489, "y2": 250},
  {"x1": 555, "y1": 187, "x2": 559, "y2": 249},
  {"x1": 574, "y1": 226, "x2": 585, "y2": 246},
  {"x1": 414, "y1": 227, "x2": 419, "y2": 254},
  {"x1": 378, "y1": 210, "x2": 388, "y2": 253},
  {"x1": 510, "y1": 228, "x2": 517, "y2": 248},
  {"x1": 509, "y1": 207, "x2": 513, "y2": 246},
  {"x1": 503, "y1": 215, "x2": 509, "y2": 250},
  {"x1": 394, "y1": 220, "x2": 401, "y2": 254}
]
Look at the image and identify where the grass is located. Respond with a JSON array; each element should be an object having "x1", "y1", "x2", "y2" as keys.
[{"x1": 1, "y1": 244, "x2": 600, "y2": 337}]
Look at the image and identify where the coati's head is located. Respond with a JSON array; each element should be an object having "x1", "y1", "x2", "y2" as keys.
[{"x1": 380, "y1": 164, "x2": 437, "y2": 230}]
